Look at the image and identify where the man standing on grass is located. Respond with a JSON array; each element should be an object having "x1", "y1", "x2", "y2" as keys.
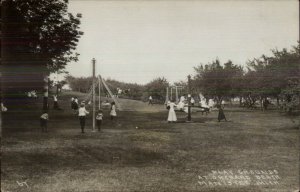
[
  {"x1": 148, "y1": 95, "x2": 153, "y2": 105},
  {"x1": 78, "y1": 104, "x2": 89, "y2": 133}
]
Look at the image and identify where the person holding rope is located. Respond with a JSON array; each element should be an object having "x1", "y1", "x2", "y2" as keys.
[
  {"x1": 78, "y1": 103, "x2": 89, "y2": 133},
  {"x1": 167, "y1": 100, "x2": 177, "y2": 123}
]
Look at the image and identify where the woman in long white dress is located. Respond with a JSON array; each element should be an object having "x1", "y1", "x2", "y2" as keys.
[
  {"x1": 167, "y1": 100, "x2": 177, "y2": 123},
  {"x1": 110, "y1": 101, "x2": 117, "y2": 120}
]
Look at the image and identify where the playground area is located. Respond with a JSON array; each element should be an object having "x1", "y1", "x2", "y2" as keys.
[{"x1": 1, "y1": 91, "x2": 299, "y2": 192}]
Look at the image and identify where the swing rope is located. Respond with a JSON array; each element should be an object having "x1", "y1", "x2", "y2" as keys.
[{"x1": 99, "y1": 76, "x2": 122, "y2": 111}]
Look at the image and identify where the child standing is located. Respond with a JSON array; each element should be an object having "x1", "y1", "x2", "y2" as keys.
[
  {"x1": 217, "y1": 104, "x2": 227, "y2": 122},
  {"x1": 96, "y1": 109, "x2": 103, "y2": 131},
  {"x1": 40, "y1": 111, "x2": 49, "y2": 132},
  {"x1": 110, "y1": 102, "x2": 117, "y2": 120},
  {"x1": 53, "y1": 95, "x2": 59, "y2": 109},
  {"x1": 74, "y1": 97, "x2": 79, "y2": 110},
  {"x1": 78, "y1": 104, "x2": 89, "y2": 133}
]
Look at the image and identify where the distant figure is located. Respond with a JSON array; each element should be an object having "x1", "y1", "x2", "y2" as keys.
[
  {"x1": 180, "y1": 96, "x2": 186, "y2": 102},
  {"x1": 96, "y1": 109, "x2": 103, "y2": 132},
  {"x1": 118, "y1": 88, "x2": 122, "y2": 95},
  {"x1": 71, "y1": 97, "x2": 75, "y2": 109},
  {"x1": 31, "y1": 90, "x2": 38, "y2": 98},
  {"x1": 78, "y1": 104, "x2": 89, "y2": 133},
  {"x1": 177, "y1": 100, "x2": 185, "y2": 111},
  {"x1": 217, "y1": 104, "x2": 227, "y2": 122},
  {"x1": 74, "y1": 97, "x2": 79, "y2": 110},
  {"x1": 53, "y1": 95, "x2": 59, "y2": 109},
  {"x1": 110, "y1": 102, "x2": 117, "y2": 120},
  {"x1": 190, "y1": 97, "x2": 195, "y2": 106},
  {"x1": 40, "y1": 111, "x2": 49, "y2": 132},
  {"x1": 262, "y1": 98, "x2": 270, "y2": 111},
  {"x1": 148, "y1": 96, "x2": 153, "y2": 105},
  {"x1": 199, "y1": 100, "x2": 209, "y2": 115},
  {"x1": 1, "y1": 103, "x2": 7, "y2": 112},
  {"x1": 167, "y1": 100, "x2": 177, "y2": 123}
]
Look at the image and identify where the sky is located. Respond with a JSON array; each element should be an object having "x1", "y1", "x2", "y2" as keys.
[{"x1": 62, "y1": 0, "x2": 299, "y2": 84}]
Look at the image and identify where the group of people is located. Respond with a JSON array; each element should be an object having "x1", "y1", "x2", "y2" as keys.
[
  {"x1": 1, "y1": 102, "x2": 8, "y2": 112},
  {"x1": 40, "y1": 96, "x2": 118, "y2": 133},
  {"x1": 39, "y1": 94, "x2": 228, "y2": 133},
  {"x1": 77, "y1": 101, "x2": 117, "y2": 133},
  {"x1": 71, "y1": 97, "x2": 79, "y2": 111},
  {"x1": 165, "y1": 98, "x2": 227, "y2": 123}
]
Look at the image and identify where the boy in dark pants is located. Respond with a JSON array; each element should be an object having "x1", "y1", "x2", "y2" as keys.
[
  {"x1": 78, "y1": 104, "x2": 89, "y2": 133},
  {"x1": 96, "y1": 109, "x2": 103, "y2": 132},
  {"x1": 40, "y1": 112, "x2": 49, "y2": 132}
]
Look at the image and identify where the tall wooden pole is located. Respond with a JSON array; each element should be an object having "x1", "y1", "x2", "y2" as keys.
[
  {"x1": 98, "y1": 76, "x2": 101, "y2": 110},
  {"x1": 187, "y1": 75, "x2": 192, "y2": 122},
  {"x1": 175, "y1": 86, "x2": 178, "y2": 103},
  {"x1": 43, "y1": 76, "x2": 49, "y2": 111},
  {"x1": 165, "y1": 87, "x2": 169, "y2": 104},
  {"x1": 92, "y1": 58, "x2": 96, "y2": 132}
]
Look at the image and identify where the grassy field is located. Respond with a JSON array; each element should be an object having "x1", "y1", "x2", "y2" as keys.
[{"x1": 1, "y1": 92, "x2": 299, "y2": 192}]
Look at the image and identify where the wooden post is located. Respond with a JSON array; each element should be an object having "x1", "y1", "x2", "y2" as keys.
[
  {"x1": 165, "y1": 87, "x2": 169, "y2": 104},
  {"x1": 175, "y1": 86, "x2": 178, "y2": 103},
  {"x1": 187, "y1": 75, "x2": 192, "y2": 122},
  {"x1": 92, "y1": 58, "x2": 96, "y2": 132},
  {"x1": 170, "y1": 87, "x2": 173, "y2": 101},
  {"x1": 98, "y1": 76, "x2": 101, "y2": 110},
  {"x1": 43, "y1": 76, "x2": 49, "y2": 111}
]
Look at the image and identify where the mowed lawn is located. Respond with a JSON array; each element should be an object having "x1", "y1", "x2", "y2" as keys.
[{"x1": 1, "y1": 95, "x2": 299, "y2": 192}]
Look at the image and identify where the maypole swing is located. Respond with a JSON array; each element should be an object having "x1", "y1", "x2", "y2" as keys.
[{"x1": 83, "y1": 58, "x2": 122, "y2": 131}]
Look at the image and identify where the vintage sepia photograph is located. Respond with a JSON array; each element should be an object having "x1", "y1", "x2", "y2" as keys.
[{"x1": 1, "y1": 0, "x2": 300, "y2": 191}]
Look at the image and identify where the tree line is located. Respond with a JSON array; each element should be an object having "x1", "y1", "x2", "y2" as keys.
[
  {"x1": 65, "y1": 75, "x2": 169, "y2": 103},
  {"x1": 65, "y1": 43, "x2": 299, "y2": 112},
  {"x1": 192, "y1": 43, "x2": 300, "y2": 112}
]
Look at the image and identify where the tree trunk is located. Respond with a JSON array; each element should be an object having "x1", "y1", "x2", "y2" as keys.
[
  {"x1": 260, "y1": 97, "x2": 263, "y2": 111},
  {"x1": 43, "y1": 76, "x2": 49, "y2": 111},
  {"x1": 276, "y1": 96, "x2": 280, "y2": 109},
  {"x1": 239, "y1": 96, "x2": 242, "y2": 106}
]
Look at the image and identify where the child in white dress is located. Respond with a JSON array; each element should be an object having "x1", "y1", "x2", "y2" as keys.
[
  {"x1": 110, "y1": 102, "x2": 117, "y2": 120},
  {"x1": 167, "y1": 100, "x2": 177, "y2": 123}
]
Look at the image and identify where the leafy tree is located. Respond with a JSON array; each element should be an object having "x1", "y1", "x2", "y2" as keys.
[
  {"x1": 244, "y1": 43, "x2": 300, "y2": 109},
  {"x1": 65, "y1": 76, "x2": 145, "y2": 100},
  {"x1": 193, "y1": 59, "x2": 243, "y2": 104},
  {"x1": 144, "y1": 77, "x2": 169, "y2": 103},
  {"x1": 281, "y1": 77, "x2": 300, "y2": 114},
  {"x1": 65, "y1": 75, "x2": 92, "y2": 93},
  {"x1": 2, "y1": 0, "x2": 83, "y2": 108}
]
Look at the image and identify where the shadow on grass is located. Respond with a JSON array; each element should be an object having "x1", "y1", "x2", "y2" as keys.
[{"x1": 2, "y1": 145, "x2": 166, "y2": 179}]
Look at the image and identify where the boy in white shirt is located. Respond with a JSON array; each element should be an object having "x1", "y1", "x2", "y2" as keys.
[{"x1": 78, "y1": 104, "x2": 89, "y2": 133}]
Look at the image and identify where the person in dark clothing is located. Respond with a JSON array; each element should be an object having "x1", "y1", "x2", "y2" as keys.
[
  {"x1": 73, "y1": 97, "x2": 79, "y2": 110},
  {"x1": 40, "y1": 112, "x2": 49, "y2": 132},
  {"x1": 217, "y1": 104, "x2": 227, "y2": 122},
  {"x1": 78, "y1": 104, "x2": 89, "y2": 133},
  {"x1": 96, "y1": 109, "x2": 103, "y2": 132},
  {"x1": 53, "y1": 95, "x2": 59, "y2": 109}
]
